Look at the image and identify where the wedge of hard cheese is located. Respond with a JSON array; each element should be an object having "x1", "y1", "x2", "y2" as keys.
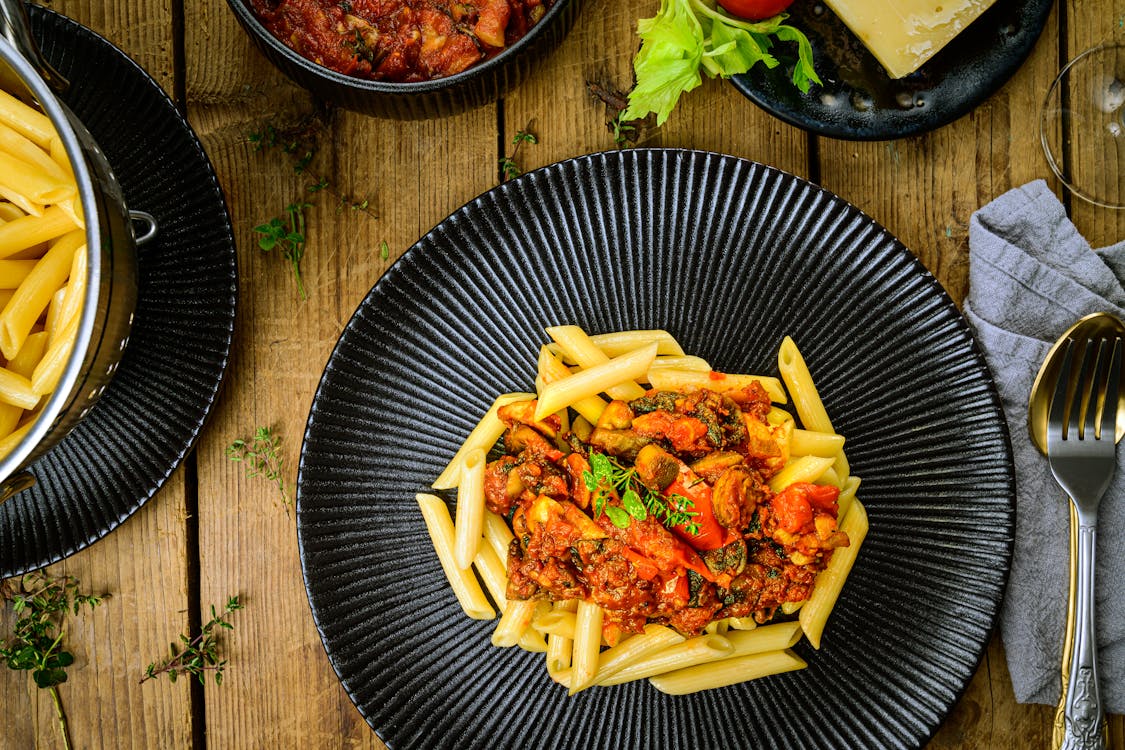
[{"x1": 823, "y1": 0, "x2": 999, "y2": 79}]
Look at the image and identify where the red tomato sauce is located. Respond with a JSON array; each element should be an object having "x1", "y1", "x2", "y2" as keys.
[{"x1": 250, "y1": 0, "x2": 553, "y2": 82}]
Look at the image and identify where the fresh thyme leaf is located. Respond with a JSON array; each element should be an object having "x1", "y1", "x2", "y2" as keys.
[
  {"x1": 586, "y1": 452, "x2": 700, "y2": 535},
  {"x1": 379, "y1": 240, "x2": 390, "y2": 261},
  {"x1": 499, "y1": 120, "x2": 538, "y2": 183},
  {"x1": 227, "y1": 426, "x2": 291, "y2": 512},
  {"x1": 142, "y1": 595, "x2": 242, "y2": 686},
  {"x1": 1, "y1": 573, "x2": 106, "y2": 750}
]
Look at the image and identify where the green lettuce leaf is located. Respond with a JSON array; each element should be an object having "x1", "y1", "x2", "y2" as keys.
[{"x1": 623, "y1": 0, "x2": 822, "y2": 125}]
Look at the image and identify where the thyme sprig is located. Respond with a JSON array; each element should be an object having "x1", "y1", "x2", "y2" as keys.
[
  {"x1": 254, "y1": 202, "x2": 311, "y2": 300},
  {"x1": 227, "y1": 426, "x2": 290, "y2": 512},
  {"x1": 0, "y1": 573, "x2": 106, "y2": 750},
  {"x1": 499, "y1": 122, "x2": 538, "y2": 182},
  {"x1": 582, "y1": 452, "x2": 700, "y2": 534},
  {"x1": 142, "y1": 596, "x2": 242, "y2": 686}
]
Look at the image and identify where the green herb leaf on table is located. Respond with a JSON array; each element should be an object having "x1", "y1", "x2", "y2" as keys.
[
  {"x1": 142, "y1": 595, "x2": 242, "y2": 686},
  {"x1": 622, "y1": 0, "x2": 820, "y2": 126},
  {"x1": 0, "y1": 573, "x2": 106, "y2": 750},
  {"x1": 227, "y1": 426, "x2": 291, "y2": 512}
]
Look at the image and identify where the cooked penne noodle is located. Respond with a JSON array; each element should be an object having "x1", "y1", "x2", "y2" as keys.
[
  {"x1": 0, "y1": 202, "x2": 23, "y2": 222},
  {"x1": 790, "y1": 428, "x2": 845, "y2": 458},
  {"x1": 453, "y1": 448, "x2": 486, "y2": 569},
  {"x1": 542, "y1": 600, "x2": 578, "y2": 673},
  {"x1": 727, "y1": 617, "x2": 758, "y2": 631},
  {"x1": 778, "y1": 336, "x2": 832, "y2": 431},
  {"x1": 546, "y1": 325, "x2": 647, "y2": 401},
  {"x1": 724, "y1": 622, "x2": 803, "y2": 656},
  {"x1": 0, "y1": 228, "x2": 82, "y2": 359},
  {"x1": 704, "y1": 618, "x2": 729, "y2": 635},
  {"x1": 416, "y1": 493, "x2": 495, "y2": 620},
  {"x1": 0, "y1": 205, "x2": 76, "y2": 259},
  {"x1": 6, "y1": 330, "x2": 47, "y2": 378},
  {"x1": 536, "y1": 346, "x2": 606, "y2": 424},
  {"x1": 800, "y1": 499, "x2": 868, "y2": 649},
  {"x1": 647, "y1": 355, "x2": 711, "y2": 373},
  {"x1": 767, "y1": 454, "x2": 835, "y2": 492},
  {"x1": 472, "y1": 540, "x2": 508, "y2": 612},
  {"x1": 0, "y1": 418, "x2": 33, "y2": 460},
  {"x1": 568, "y1": 600, "x2": 603, "y2": 694},
  {"x1": 572, "y1": 624, "x2": 684, "y2": 693},
  {"x1": 0, "y1": 401, "x2": 21, "y2": 441},
  {"x1": 0, "y1": 366, "x2": 39, "y2": 409},
  {"x1": 0, "y1": 151, "x2": 75, "y2": 206},
  {"x1": 766, "y1": 406, "x2": 794, "y2": 426},
  {"x1": 0, "y1": 124, "x2": 68, "y2": 182},
  {"x1": 814, "y1": 466, "x2": 842, "y2": 489},
  {"x1": 44, "y1": 286, "x2": 65, "y2": 340},
  {"x1": 546, "y1": 329, "x2": 684, "y2": 361},
  {"x1": 56, "y1": 243, "x2": 86, "y2": 333},
  {"x1": 482, "y1": 510, "x2": 515, "y2": 562},
  {"x1": 782, "y1": 600, "x2": 806, "y2": 615},
  {"x1": 532, "y1": 610, "x2": 577, "y2": 639},
  {"x1": 432, "y1": 392, "x2": 534, "y2": 489},
  {"x1": 600, "y1": 634, "x2": 734, "y2": 686},
  {"x1": 535, "y1": 343, "x2": 657, "y2": 421},
  {"x1": 837, "y1": 476, "x2": 861, "y2": 522},
  {"x1": 645, "y1": 368, "x2": 787, "y2": 404},
  {"x1": 492, "y1": 598, "x2": 540, "y2": 647},
  {"x1": 518, "y1": 629, "x2": 548, "y2": 653},
  {"x1": 648, "y1": 649, "x2": 807, "y2": 695},
  {"x1": 0, "y1": 89, "x2": 54, "y2": 147},
  {"x1": 0, "y1": 259, "x2": 38, "y2": 289},
  {"x1": 30, "y1": 312, "x2": 78, "y2": 395}
]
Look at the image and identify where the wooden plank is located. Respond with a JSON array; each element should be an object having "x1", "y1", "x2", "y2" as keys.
[
  {"x1": 1067, "y1": 3, "x2": 1125, "y2": 248},
  {"x1": 1, "y1": 2, "x2": 192, "y2": 748},
  {"x1": 505, "y1": 1, "x2": 808, "y2": 179},
  {"x1": 184, "y1": 2, "x2": 498, "y2": 746}
]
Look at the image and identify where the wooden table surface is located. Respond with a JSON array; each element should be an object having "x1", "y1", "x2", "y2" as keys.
[{"x1": 1, "y1": 0, "x2": 1124, "y2": 747}]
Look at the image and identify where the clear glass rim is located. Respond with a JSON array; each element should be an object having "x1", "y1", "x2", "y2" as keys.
[{"x1": 1040, "y1": 41, "x2": 1125, "y2": 209}]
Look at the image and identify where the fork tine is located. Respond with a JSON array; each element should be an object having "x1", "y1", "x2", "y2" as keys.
[
  {"x1": 1049, "y1": 339, "x2": 1075, "y2": 444},
  {"x1": 1082, "y1": 340, "x2": 1107, "y2": 440},
  {"x1": 1100, "y1": 338, "x2": 1122, "y2": 441}
]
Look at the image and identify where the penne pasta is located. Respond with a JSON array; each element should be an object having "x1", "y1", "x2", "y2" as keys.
[
  {"x1": 0, "y1": 229, "x2": 82, "y2": 359},
  {"x1": 416, "y1": 493, "x2": 495, "y2": 620},
  {"x1": 545, "y1": 600, "x2": 578, "y2": 676},
  {"x1": 0, "y1": 205, "x2": 77, "y2": 259},
  {"x1": 648, "y1": 649, "x2": 807, "y2": 695},
  {"x1": 0, "y1": 89, "x2": 54, "y2": 148},
  {"x1": 546, "y1": 325, "x2": 647, "y2": 401},
  {"x1": 472, "y1": 540, "x2": 509, "y2": 612},
  {"x1": 647, "y1": 355, "x2": 711, "y2": 373},
  {"x1": 572, "y1": 624, "x2": 684, "y2": 693},
  {"x1": 568, "y1": 600, "x2": 603, "y2": 694},
  {"x1": 0, "y1": 366, "x2": 39, "y2": 410},
  {"x1": 535, "y1": 342, "x2": 657, "y2": 421},
  {"x1": 492, "y1": 598, "x2": 540, "y2": 647},
  {"x1": 800, "y1": 499, "x2": 869, "y2": 649},
  {"x1": 482, "y1": 510, "x2": 515, "y2": 562},
  {"x1": 453, "y1": 448, "x2": 487, "y2": 569},
  {"x1": 600, "y1": 634, "x2": 734, "y2": 686},
  {"x1": 767, "y1": 454, "x2": 835, "y2": 492},
  {"x1": 536, "y1": 346, "x2": 607, "y2": 424},
  {"x1": 546, "y1": 329, "x2": 684, "y2": 361},
  {"x1": 532, "y1": 610, "x2": 577, "y2": 639},
  {"x1": 789, "y1": 428, "x2": 845, "y2": 458},
  {"x1": 645, "y1": 368, "x2": 787, "y2": 404},
  {"x1": 432, "y1": 392, "x2": 535, "y2": 489}
]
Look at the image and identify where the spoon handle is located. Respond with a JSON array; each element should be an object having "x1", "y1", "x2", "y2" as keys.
[{"x1": 1054, "y1": 508, "x2": 1107, "y2": 750}]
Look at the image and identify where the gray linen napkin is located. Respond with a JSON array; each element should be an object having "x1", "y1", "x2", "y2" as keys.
[{"x1": 964, "y1": 179, "x2": 1125, "y2": 712}]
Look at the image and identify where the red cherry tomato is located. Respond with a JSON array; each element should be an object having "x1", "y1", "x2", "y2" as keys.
[{"x1": 717, "y1": 0, "x2": 795, "y2": 20}]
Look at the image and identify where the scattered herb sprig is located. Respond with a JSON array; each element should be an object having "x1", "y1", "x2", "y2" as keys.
[
  {"x1": 582, "y1": 452, "x2": 700, "y2": 534},
  {"x1": 254, "y1": 202, "x2": 311, "y2": 300},
  {"x1": 142, "y1": 595, "x2": 242, "y2": 686},
  {"x1": 227, "y1": 426, "x2": 290, "y2": 512},
  {"x1": 0, "y1": 573, "x2": 106, "y2": 750},
  {"x1": 248, "y1": 116, "x2": 378, "y2": 299},
  {"x1": 623, "y1": 0, "x2": 820, "y2": 126},
  {"x1": 499, "y1": 122, "x2": 539, "y2": 182}
]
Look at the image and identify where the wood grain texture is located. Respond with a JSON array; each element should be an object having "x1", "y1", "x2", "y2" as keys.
[
  {"x1": 3, "y1": 0, "x2": 1125, "y2": 747},
  {"x1": 0, "y1": 1, "x2": 191, "y2": 748}
]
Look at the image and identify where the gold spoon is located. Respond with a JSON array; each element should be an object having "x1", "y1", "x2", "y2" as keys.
[{"x1": 1028, "y1": 311, "x2": 1125, "y2": 749}]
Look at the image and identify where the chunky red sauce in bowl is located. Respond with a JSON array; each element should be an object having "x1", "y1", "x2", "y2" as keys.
[
  {"x1": 228, "y1": 0, "x2": 579, "y2": 117},
  {"x1": 250, "y1": 0, "x2": 553, "y2": 82}
]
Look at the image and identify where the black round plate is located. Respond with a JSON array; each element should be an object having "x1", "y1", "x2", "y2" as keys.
[
  {"x1": 0, "y1": 8, "x2": 238, "y2": 576},
  {"x1": 732, "y1": 0, "x2": 1053, "y2": 140},
  {"x1": 298, "y1": 149, "x2": 1014, "y2": 749}
]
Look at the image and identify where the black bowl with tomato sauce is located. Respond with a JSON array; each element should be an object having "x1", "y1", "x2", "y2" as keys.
[{"x1": 226, "y1": 0, "x2": 582, "y2": 119}]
